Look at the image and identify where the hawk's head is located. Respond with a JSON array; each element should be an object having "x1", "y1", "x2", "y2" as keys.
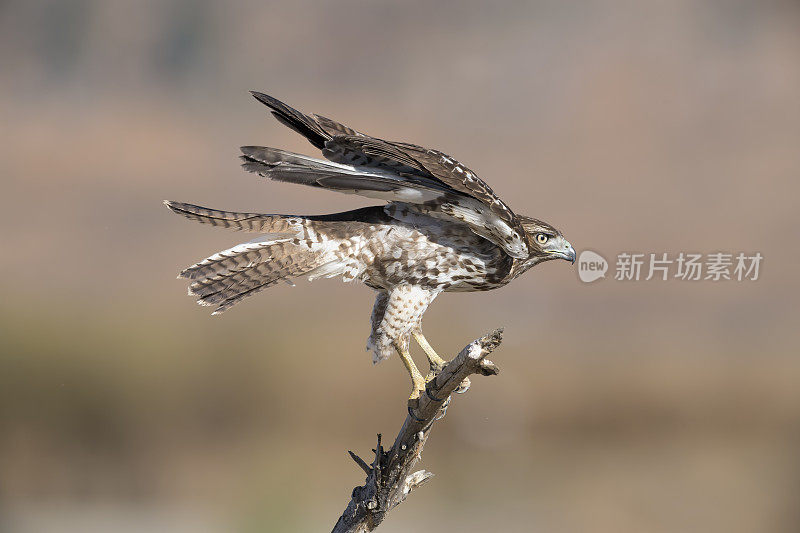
[{"x1": 518, "y1": 215, "x2": 575, "y2": 266}]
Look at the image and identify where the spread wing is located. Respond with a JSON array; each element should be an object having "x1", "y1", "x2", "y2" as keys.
[{"x1": 243, "y1": 92, "x2": 529, "y2": 259}]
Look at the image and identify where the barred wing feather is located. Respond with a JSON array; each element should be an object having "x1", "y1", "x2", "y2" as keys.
[{"x1": 247, "y1": 92, "x2": 529, "y2": 259}]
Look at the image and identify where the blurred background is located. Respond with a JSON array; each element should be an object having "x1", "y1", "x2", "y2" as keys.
[{"x1": 1, "y1": 1, "x2": 799, "y2": 531}]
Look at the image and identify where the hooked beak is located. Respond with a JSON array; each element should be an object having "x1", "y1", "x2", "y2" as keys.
[
  {"x1": 565, "y1": 243, "x2": 576, "y2": 264},
  {"x1": 546, "y1": 241, "x2": 576, "y2": 264}
]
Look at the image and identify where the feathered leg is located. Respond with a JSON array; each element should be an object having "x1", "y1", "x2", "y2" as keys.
[{"x1": 367, "y1": 287, "x2": 440, "y2": 404}]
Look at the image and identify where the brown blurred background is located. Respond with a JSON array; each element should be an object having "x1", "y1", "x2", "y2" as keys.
[{"x1": 1, "y1": 1, "x2": 799, "y2": 532}]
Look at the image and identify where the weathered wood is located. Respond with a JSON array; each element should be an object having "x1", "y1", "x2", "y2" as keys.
[{"x1": 332, "y1": 328, "x2": 504, "y2": 533}]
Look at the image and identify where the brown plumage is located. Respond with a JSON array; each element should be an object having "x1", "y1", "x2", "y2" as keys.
[{"x1": 166, "y1": 92, "x2": 575, "y2": 400}]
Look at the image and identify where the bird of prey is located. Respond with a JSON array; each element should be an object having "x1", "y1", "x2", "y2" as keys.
[{"x1": 165, "y1": 92, "x2": 575, "y2": 403}]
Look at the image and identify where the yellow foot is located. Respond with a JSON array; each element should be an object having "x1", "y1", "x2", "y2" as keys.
[
  {"x1": 413, "y1": 331, "x2": 448, "y2": 374},
  {"x1": 408, "y1": 377, "x2": 426, "y2": 410},
  {"x1": 396, "y1": 341, "x2": 426, "y2": 410}
]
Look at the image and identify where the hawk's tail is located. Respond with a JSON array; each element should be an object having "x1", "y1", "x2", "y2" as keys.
[
  {"x1": 165, "y1": 201, "x2": 355, "y2": 314},
  {"x1": 164, "y1": 200, "x2": 299, "y2": 233}
]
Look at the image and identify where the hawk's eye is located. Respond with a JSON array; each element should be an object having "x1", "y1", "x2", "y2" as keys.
[{"x1": 536, "y1": 233, "x2": 549, "y2": 245}]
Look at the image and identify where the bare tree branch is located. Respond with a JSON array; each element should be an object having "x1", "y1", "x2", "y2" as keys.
[{"x1": 332, "y1": 328, "x2": 504, "y2": 533}]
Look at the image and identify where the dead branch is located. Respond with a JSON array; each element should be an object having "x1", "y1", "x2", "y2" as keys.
[{"x1": 332, "y1": 328, "x2": 504, "y2": 533}]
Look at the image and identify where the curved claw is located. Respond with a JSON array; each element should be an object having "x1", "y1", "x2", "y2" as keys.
[
  {"x1": 454, "y1": 377, "x2": 471, "y2": 394},
  {"x1": 425, "y1": 381, "x2": 446, "y2": 402},
  {"x1": 407, "y1": 405, "x2": 426, "y2": 422}
]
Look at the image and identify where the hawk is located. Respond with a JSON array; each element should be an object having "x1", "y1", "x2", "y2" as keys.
[{"x1": 165, "y1": 92, "x2": 575, "y2": 403}]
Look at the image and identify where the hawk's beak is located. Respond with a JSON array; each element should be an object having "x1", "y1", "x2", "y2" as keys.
[
  {"x1": 565, "y1": 244, "x2": 576, "y2": 264},
  {"x1": 546, "y1": 242, "x2": 576, "y2": 264}
]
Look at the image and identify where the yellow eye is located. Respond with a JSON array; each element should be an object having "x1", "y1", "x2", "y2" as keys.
[{"x1": 536, "y1": 233, "x2": 549, "y2": 245}]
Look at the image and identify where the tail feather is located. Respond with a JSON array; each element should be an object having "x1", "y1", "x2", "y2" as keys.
[
  {"x1": 209, "y1": 280, "x2": 282, "y2": 315},
  {"x1": 164, "y1": 200, "x2": 300, "y2": 233},
  {"x1": 178, "y1": 236, "x2": 332, "y2": 314},
  {"x1": 191, "y1": 252, "x2": 328, "y2": 314},
  {"x1": 173, "y1": 212, "x2": 356, "y2": 314},
  {"x1": 189, "y1": 248, "x2": 322, "y2": 302},
  {"x1": 179, "y1": 239, "x2": 297, "y2": 281}
]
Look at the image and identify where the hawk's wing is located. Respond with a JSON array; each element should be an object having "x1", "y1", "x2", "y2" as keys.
[{"x1": 245, "y1": 92, "x2": 529, "y2": 259}]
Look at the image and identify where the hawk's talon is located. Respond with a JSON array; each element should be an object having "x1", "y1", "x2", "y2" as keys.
[
  {"x1": 427, "y1": 362, "x2": 445, "y2": 377},
  {"x1": 408, "y1": 391, "x2": 421, "y2": 407},
  {"x1": 424, "y1": 369, "x2": 442, "y2": 384},
  {"x1": 425, "y1": 382, "x2": 446, "y2": 402},
  {"x1": 407, "y1": 405, "x2": 426, "y2": 422},
  {"x1": 434, "y1": 396, "x2": 452, "y2": 421}
]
